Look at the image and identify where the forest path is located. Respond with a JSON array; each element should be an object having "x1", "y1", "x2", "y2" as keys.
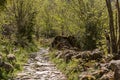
[{"x1": 14, "y1": 48, "x2": 66, "y2": 80}]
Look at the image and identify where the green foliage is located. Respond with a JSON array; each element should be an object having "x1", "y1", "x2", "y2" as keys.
[
  {"x1": 0, "y1": 0, "x2": 6, "y2": 10},
  {"x1": 69, "y1": 0, "x2": 107, "y2": 50},
  {"x1": 35, "y1": 0, "x2": 108, "y2": 50},
  {"x1": 3, "y1": 0, "x2": 37, "y2": 47},
  {"x1": 0, "y1": 37, "x2": 38, "y2": 79}
]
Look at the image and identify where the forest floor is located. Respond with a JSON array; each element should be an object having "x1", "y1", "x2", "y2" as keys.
[
  {"x1": 14, "y1": 48, "x2": 66, "y2": 80},
  {"x1": 13, "y1": 37, "x2": 116, "y2": 80}
]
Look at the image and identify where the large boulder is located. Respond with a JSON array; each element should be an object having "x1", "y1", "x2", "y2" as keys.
[
  {"x1": 51, "y1": 36, "x2": 70, "y2": 49},
  {"x1": 109, "y1": 60, "x2": 120, "y2": 80},
  {"x1": 51, "y1": 36, "x2": 79, "y2": 50}
]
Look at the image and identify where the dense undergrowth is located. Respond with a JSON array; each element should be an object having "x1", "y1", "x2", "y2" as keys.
[{"x1": 0, "y1": 38, "x2": 39, "y2": 80}]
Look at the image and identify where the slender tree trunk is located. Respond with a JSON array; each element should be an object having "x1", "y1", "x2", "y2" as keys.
[
  {"x1": 115, "y1": 11, "x2": 118, "y2": 44},
  {"x1": 116, "y1": 0, "x2": 120, "y2": 52},
  {"x1": 105, "y1": 0, "x2": 118, "y2": 54},
  {"x1": 115, "y1": 11, "x2": 118, "y2": 43}
]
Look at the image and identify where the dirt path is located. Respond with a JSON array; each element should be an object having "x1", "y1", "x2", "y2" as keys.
[{"x1": 14, "y1": 48, "x2": 66, "y2": 80}]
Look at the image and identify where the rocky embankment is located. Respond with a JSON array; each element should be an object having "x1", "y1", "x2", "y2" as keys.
[
  {"x1": 51, "y1": 36, "x2": 120, "y2": 80},
  {"x1": 14, "y1": 48, "x2": 66, "y2": 80}
]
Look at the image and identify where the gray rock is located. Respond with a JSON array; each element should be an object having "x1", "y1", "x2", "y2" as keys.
[
  {"x1": 109, "y1": 60, "x2": 120, "y2": 80},
  {"x1": 29, "y1": 53, "x2": 37, "y2": 59},
  {"x1": 100, "y1": 71, "x2": 114, "y2": 80},
  {"x1": 90, "y1": 49, "x2": 103, "y2": 61}
]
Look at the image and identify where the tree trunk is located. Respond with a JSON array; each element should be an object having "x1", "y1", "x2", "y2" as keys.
[
  {"x1": 105, "y1": 0, "x2": 118, "y2": 54},
  {"x1": 116, "y1": 0, "x2": 120, "y2": 51}
]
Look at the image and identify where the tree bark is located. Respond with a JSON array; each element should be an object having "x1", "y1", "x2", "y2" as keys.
[
  {"x1": 105, "y1": 0, "x2": 118, "y2": 54},
  {"x1": 116, "y1": 0, "x2": 120, "y2": 52}
]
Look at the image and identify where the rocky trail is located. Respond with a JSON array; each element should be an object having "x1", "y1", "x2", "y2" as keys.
[{"x1": 14, "y1": 48, "x2": 66, "y2": 80}]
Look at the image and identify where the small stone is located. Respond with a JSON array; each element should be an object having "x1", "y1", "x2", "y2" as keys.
[
  {"x1": 80, "y1": 75, "x2": 96, "y2": 80},
  {"x1": 7, "y1": 54, "x2": 16, "y2": 61},
  {"x1": 17, "y1": 73, "x2": 28, "y2": 76}
]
